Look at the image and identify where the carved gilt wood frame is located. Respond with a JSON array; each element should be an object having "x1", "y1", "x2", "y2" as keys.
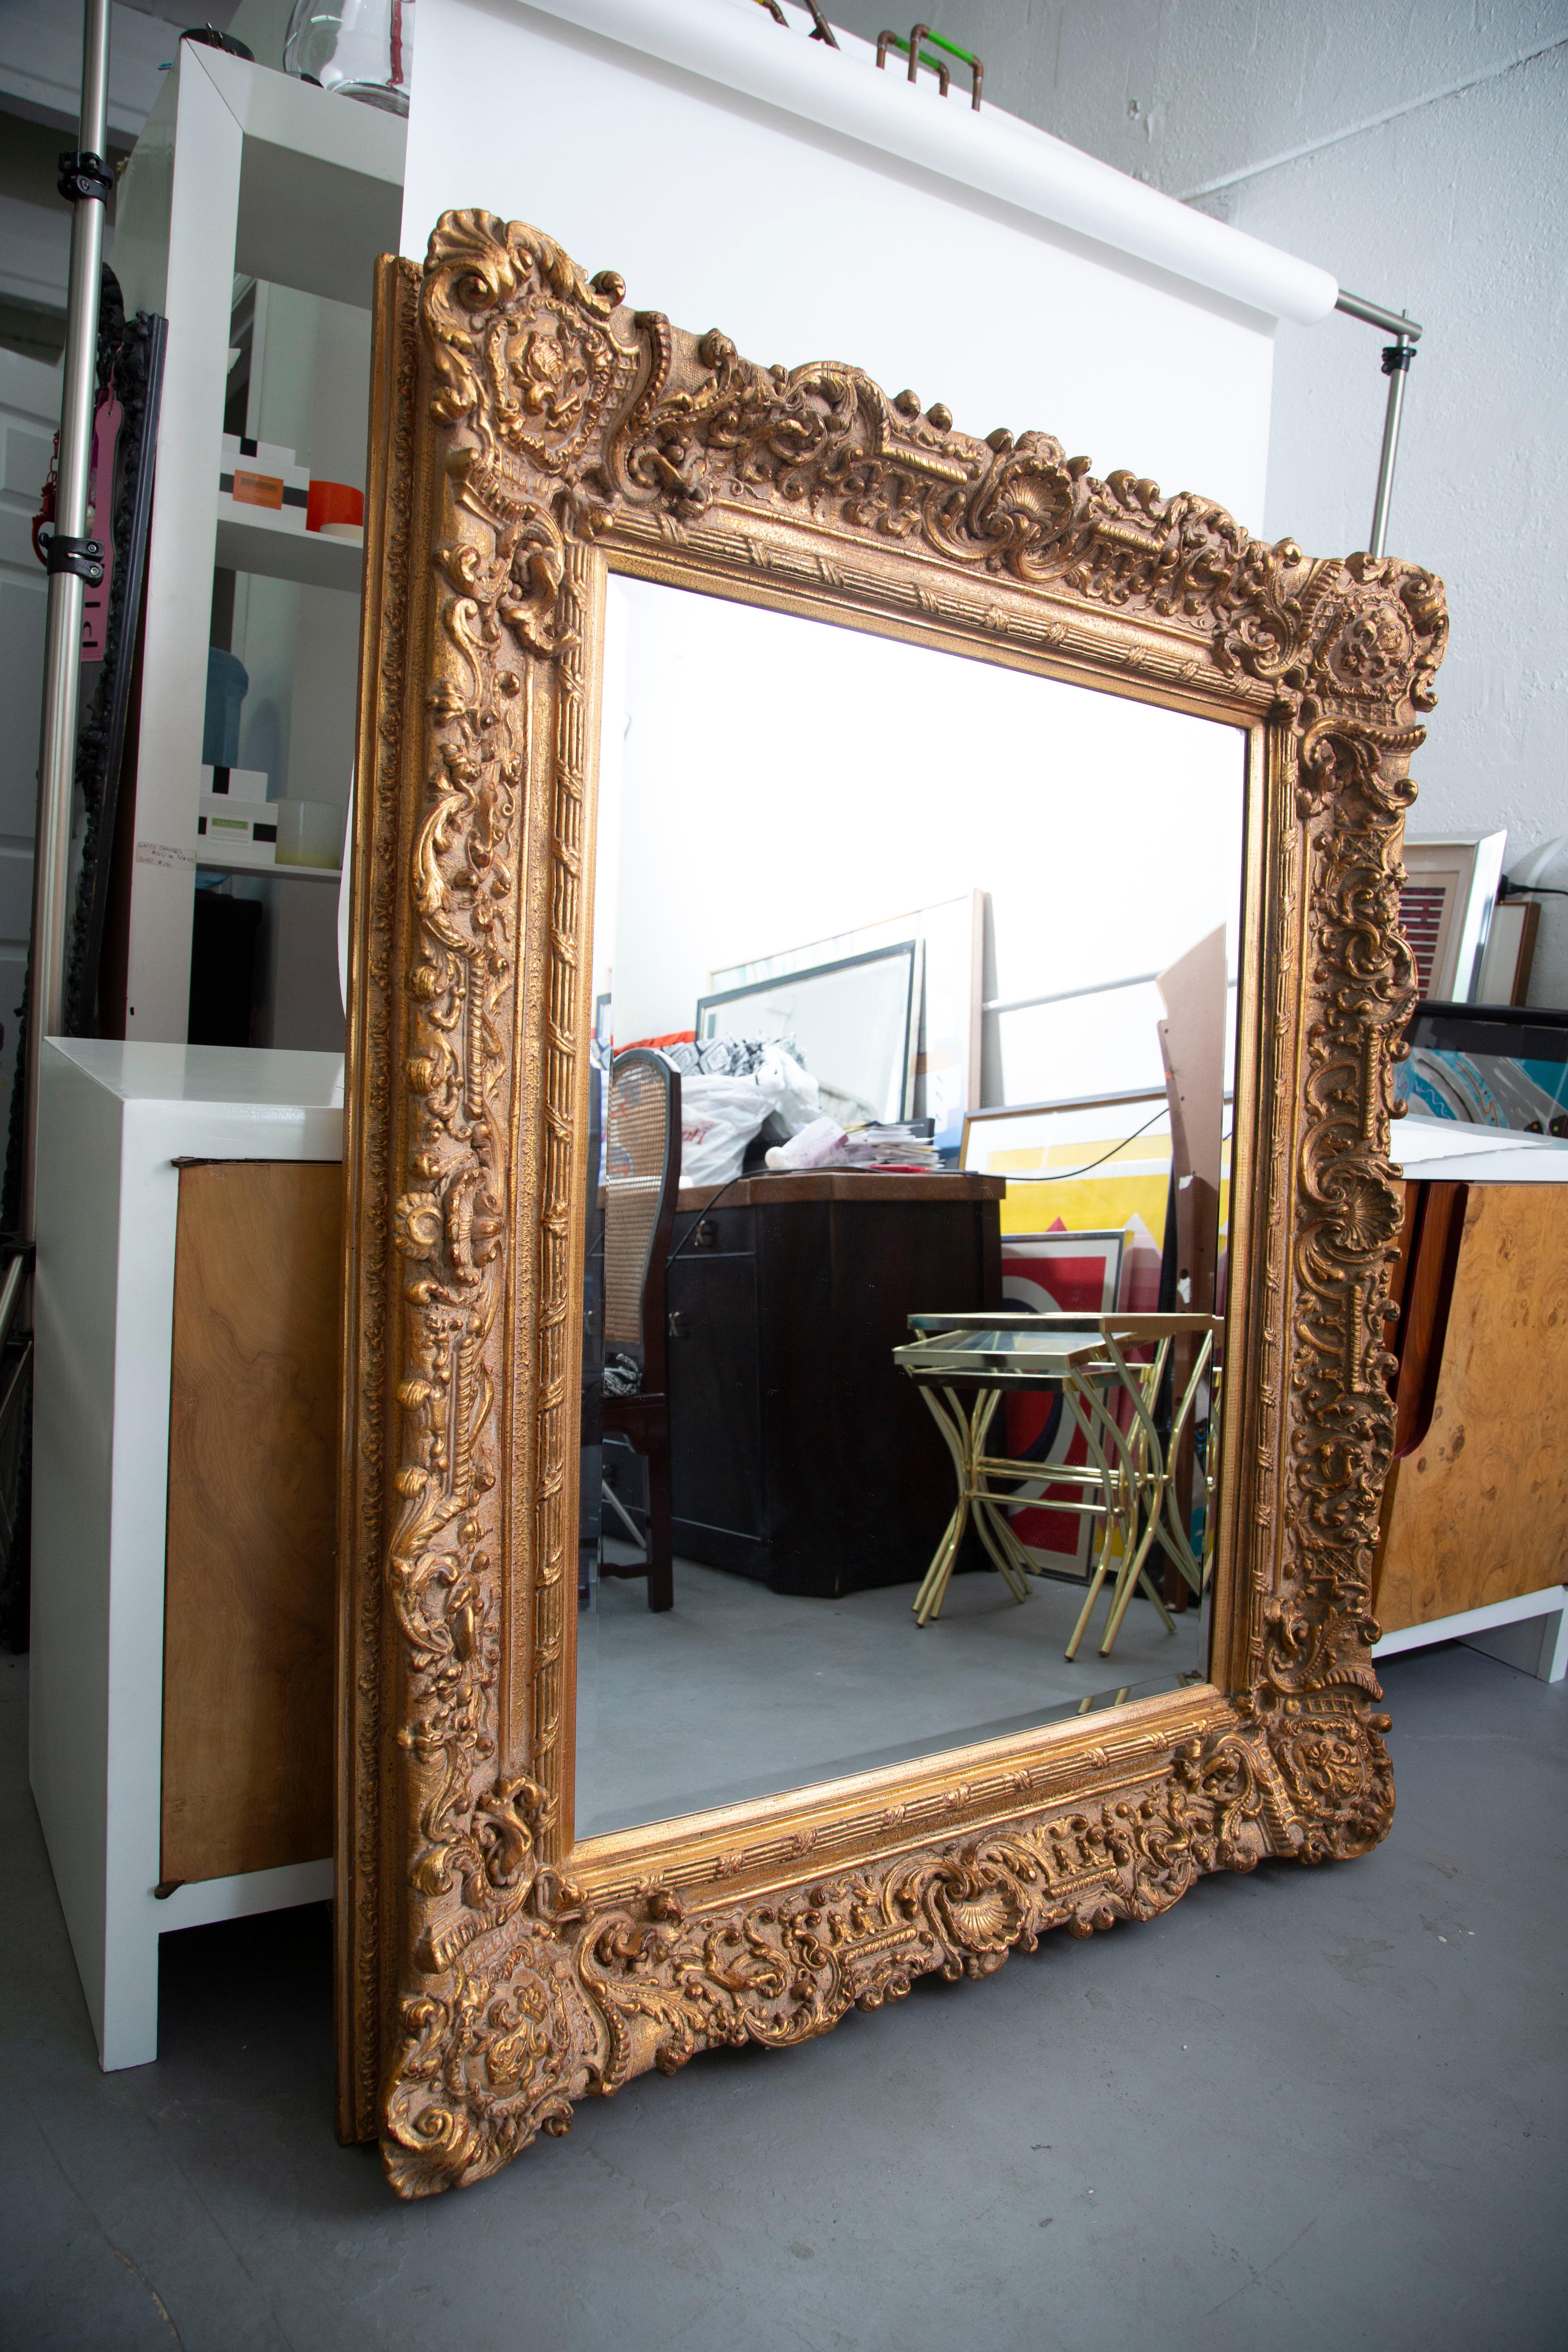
[{"x1": 338, "y1": 212, "x2": 1446, "y2": 2197}]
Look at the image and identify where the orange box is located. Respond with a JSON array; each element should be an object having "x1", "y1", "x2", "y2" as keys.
[{"x1": 232, "y1": 469, "x2": 284, "y2": 510}]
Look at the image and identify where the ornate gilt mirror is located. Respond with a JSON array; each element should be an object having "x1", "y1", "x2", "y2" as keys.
[{"x1": 337, "y1": 212, "x2": 1446, "y2": 2197}]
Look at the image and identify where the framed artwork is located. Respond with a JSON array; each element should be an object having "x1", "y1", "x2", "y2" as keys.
[
  {"x1": 1396, "y1": 1001, "x2": 1568, "y2": 1133},
  {"x1": 999, "y1": 1229, "x2": 1125, "y2": 1575},
  {"x1": 1001, "y1": 1227, "x2": 1124, "y2": 1317},
  {"x1": 709, "y1": 889, "x2": 982, "y2": 1154},
  {"x1": 695, "y1": 940, "x2": 920, "y2": 1125},
  {"x1": 1474, "y1": 901, "x2": 1539, "y2": 1007},
  {"x1": 1399, "y1": 835, "x2": 1506, "y2": 1002}
]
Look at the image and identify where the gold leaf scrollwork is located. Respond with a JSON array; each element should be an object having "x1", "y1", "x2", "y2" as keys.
[{"x1": 345, "y1": 213, "x2": 1448, "y2": 2194}]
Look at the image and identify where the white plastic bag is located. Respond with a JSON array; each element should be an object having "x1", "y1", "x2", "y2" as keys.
[
  {"x1": 756, "y1": 1041, "x2": 820, "y2": 1132},
  {"x1": 678, "y1": 1076, "x2": 775, "y2": 1186},
  {"x1": 677, "y1": 1046, "x2": 820, "y2": 1186}
]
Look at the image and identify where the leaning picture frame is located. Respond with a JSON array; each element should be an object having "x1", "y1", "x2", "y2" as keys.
[
  {"x1": 695, "y1": 937, "x2": 922, "y2": 1124},
  {"x1": 998, "y1": 1227, "x2": 1127, "y2": 1576},
  {"x1": 1398, "y1": 833, "x2": 1505, "y2": 1002},
  {"x1": 962, "y1": 1091, "x2": 1176, "y2": 1268},
  {"x1": 337, "y1": 210, "x2": 1446, "y2": 2196},
  {"x1": 709, "y1": 889, "x2": 984, "y2": 1155}
]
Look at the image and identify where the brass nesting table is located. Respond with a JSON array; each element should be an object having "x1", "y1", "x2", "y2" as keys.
[{"x1": 892, "y1": 1311, "x2": 1222, "y2": 1657}]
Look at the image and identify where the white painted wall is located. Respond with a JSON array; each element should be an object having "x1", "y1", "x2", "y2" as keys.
[
  {"x1": 602, "y1": 575, "x2": 1244, "y2": 1106},
  {"x1": 830, "y1": 1, "x2": 1568, "y2": 1001},
  {"x1": 0, "y1": 0, "x2": 176, "y2": 146},
  {"x1": 1213, "y1": 49, "x2": 1568, "y2": 1002},
  {"x1": 826, "y1": 1, "x2": 1566, "y2": 205}
]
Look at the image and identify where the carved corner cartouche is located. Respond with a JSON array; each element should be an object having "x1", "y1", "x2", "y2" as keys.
[{"x1": 346, "y1": 213, "x2": 1446, "y2": 2195}]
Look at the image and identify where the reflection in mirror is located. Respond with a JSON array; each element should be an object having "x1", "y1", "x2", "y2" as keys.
[
  {"x1": 697, "y1": 942, "x2": 921, "y2": 1129},
  {"x1": 576, "y1": 578, "x2": 1246, "y2": 1840}
]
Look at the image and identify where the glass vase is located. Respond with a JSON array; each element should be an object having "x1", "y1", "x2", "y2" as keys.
[{"x1": 283, "y1": 0, "x2": 414, "y2": 117}]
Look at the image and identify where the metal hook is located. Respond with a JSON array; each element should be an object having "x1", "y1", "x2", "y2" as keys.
[
  {"x1": 906, "y1": 24, "x2": 950, "y2": 94},
  {"x1": 875, "y1": 26, "x2": 948, "y2": 95},
  {"x1": 876, "y1": 25, "x2": 982, "y2": 106}
]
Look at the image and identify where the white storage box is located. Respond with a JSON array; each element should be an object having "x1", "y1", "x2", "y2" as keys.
[
  {"x1": 197, "y1": 767, "x2": 277, "y2": 869},
  {"x1": 200, "y1": 763, "x2": 268, "y2": 798}
]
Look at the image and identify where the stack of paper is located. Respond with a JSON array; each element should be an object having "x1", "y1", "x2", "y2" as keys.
[{"x1": 839, "y1": 1121, "x2": 942, "y2": 1171}]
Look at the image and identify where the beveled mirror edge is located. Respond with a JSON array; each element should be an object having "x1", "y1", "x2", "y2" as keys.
[
  {"x1": 337, "y1": 222, "x2": 1447, "y2": 2192},
  {"x1": 570, "y1": 1679, "x2": 1229, "y2": 1904}
]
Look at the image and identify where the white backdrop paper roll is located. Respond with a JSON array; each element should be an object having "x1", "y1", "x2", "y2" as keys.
[
  {"x1": 401, "y1": 0, "x2": 1315, "y2": 526},
  {"x1": 488, "y1": 0, "x2": 1337, "y2": 327}
]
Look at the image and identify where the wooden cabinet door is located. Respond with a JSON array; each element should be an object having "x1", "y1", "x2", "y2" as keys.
[
  {"x1": 1375, "y1": 1181, "x2": 1568, "y2": 1633},
  {"x1": 161, "y1": 1160, "x2": 341, "y2": 1886},
  {"x1": 667, "y1": 1246, "x2": 764, "y2": 1567}
]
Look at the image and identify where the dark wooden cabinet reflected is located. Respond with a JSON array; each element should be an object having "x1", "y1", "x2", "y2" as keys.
[{"x1": 653, "y1": 1171, "x2": 1003, "y2": 1596}]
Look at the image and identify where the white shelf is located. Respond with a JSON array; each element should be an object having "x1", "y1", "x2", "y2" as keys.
[
  {"x1": 1373, "y1": 1582, "x2": 1568, "y2": 1682},
  {"x1": 198, "y1": 859, "x2": 343, "y2": 885},
  {"x1": 214, "y1": 511, "x2": 364, "y2": 591}
]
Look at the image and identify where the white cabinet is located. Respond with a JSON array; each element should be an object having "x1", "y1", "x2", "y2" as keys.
[{"x1": 30, "y1": 1038, "x2": 344, "y2": 2070}]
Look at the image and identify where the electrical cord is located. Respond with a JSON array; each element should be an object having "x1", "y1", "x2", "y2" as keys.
[
  {"x1": 666, "y1": 1165, "x2": 754, "y2": 1267},
  {"x1": 585, "y1": 1154, "x2": 753, "y2": 1270},
  {"x1": 985, "y1": 1107, "x2": 1167, "y2": 1182}
]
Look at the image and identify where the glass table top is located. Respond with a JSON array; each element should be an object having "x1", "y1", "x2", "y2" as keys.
[{"x1": 893, "y1": 1325, "x2": 1114, "y2": 1378}]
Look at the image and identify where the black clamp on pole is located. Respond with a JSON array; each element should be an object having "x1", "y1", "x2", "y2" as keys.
[
  {"x1": 0, "y1": 1237, "x2": 35, "y2": 1354},
  {"x1": 57, "y1": 149, "x2": 113, "y2": 205},
  {"x1": 1381, "y1": 342, "x2": 1416, "y2": 377},
  {"x1": 43, "y1": 533, "x2": 104, "y2": 586}
]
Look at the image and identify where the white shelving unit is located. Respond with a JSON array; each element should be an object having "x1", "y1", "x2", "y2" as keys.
[
  {"x1": 195, "y1": 859, "x2": 343, "y2": 884},
  {"x1": 112, "y1": 43, "x2": 403, "y2": 1040},
  {"x1": 1372, "y1": 1584, "x2": 1568, "y2": 1682},
  {"x1": 24, "y1": 55, "x2": 398, "y2": 2067},
  {"x1": 214, "y1": 509, "x2": 365, "y2": 593}
]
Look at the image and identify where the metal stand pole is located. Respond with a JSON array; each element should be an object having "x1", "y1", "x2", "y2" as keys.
[
  {"x1": 1368, "y1": 336, "x2": 1416, "y2": 558},
  {"x1": 21, "y1": 0, "x2": 112, "y2": 1252},
  {"x1": 1335, "y1": 289, "x2": 1421, "y2": 560}
]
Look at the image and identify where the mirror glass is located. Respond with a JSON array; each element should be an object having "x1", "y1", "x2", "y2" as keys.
[
  {"x1": 576, "y1": 577, "x2": 1246, "y2": 1840},
  {"x1": 697, "y1": 943, "x2": 921, "y2": 1128}
]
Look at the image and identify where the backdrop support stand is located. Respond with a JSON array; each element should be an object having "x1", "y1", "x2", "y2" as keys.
[
  {"x1": 18, "y1": 0, "x2": 111, "y2": 1261},
  {"x1": 1335, "y1": 288, "x2": 1422, "y2": 559}
]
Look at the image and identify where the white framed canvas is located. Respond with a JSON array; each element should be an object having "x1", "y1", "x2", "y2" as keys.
[
  {"x1": 1401, "y1": 835, "x2": 1506, "y2": 1002},
  {"x1": 708, "y1": 890, "x2": 982, "y2": 1155}
]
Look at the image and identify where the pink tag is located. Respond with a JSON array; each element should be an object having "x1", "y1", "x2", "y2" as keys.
[{"x1": 80, "y1": 391, "x2": 122, "y2": 663}]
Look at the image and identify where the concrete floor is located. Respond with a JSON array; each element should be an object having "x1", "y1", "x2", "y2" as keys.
[
  {"x1": 577, "y1": 1550, "x2": 1206, "y2": 1835},
  {"x1": 3, "y1": 1640, "x2": 1564, "y2": 2352}
]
